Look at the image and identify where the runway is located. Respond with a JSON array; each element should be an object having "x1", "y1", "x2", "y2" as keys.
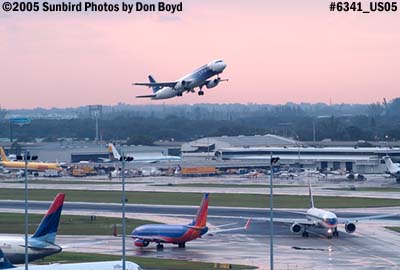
[{"x1": 1, "y1": 200, "x2": 399, "y2": 228}]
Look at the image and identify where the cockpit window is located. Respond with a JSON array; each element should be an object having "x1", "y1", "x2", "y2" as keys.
[{"x1": 324, "y1": 218, "x2": 337, "y2": 225}]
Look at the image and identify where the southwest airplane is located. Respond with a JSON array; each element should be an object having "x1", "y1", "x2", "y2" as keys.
[
  {"x1": 0, "y1": 147, "x2": 62, "y2": 172},
  {"x1": 129, "y1": 193, "x2": 250, "y2": 249},
  {"x1": 134, "y1": 59, "x2": 228, "y2": 99},
  {"x1": 383, "y1": 156, "x2": 400, "y2": 182},
  {"x1": 0, "y1": 249, "x2": 141, "y2": 270},
  {"x1": 284, "y1": 180, "x2": 396, "y2": 239},
  {"x1": 108, "y1": 143, "x2": 181, "y2": 163},
  {"x1": 0, "y1": 193, "x2": 65, "y2": 264}
]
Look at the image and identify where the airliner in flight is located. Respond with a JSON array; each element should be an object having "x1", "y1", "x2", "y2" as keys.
[
  {"x1": 127, "y1": 193, "x2": 250, "y2": 249},
  {"x1": 107, "y1": 143, "x2": 181, "y2": 163},
  {"x1": 0, "y1": 249, "x2": 140, "y2": 270},
  {"x1": 0, "y1": 194, "x2": 65, "y2": 263},
  {"x1": 134, "y1": 59, "x2": 228, "y2": 99},
  {"x1": 0, "y1": 147, "x2": 62, "y2": 172},
  {"x1": 383, "y1": 156, "x2": 400, "y2": 182},
  {"x1": 283, "y1": 180, "x2": 397, "y2": 239}
]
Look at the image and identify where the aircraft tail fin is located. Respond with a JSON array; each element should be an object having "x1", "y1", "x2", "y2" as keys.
[
  {"x1": 383, "y1": 156, "x2": 399, "y2": 174},
  {"x1": 108, "y1": 143, "x2": 121, "y2": 161},
  {"x1": 148, "y1": 75, "x2": 161, "y2": 93},
  {"x1": 191, "y1": 193, "x2": 209, "y2": 227},
  {"x1": 31, "y1": 193, "x2": 65, "y2": 243},
  {"x1": 0, "y1": 147, "x2": 8, "y2": 162},
  {"x1": 308, "y1": 179, "x2": 315, "y2": 208},
  {"x1": 0, "y1": 248, "x2": 15, "y2": 269}
]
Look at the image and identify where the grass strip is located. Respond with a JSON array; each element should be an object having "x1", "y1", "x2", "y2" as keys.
[
  {"x1": 385, "y1": 226, "x2": 400, "y2": 233},
  {"x1": 0, "y1": 213, "x2": 158, "y2": 235},
  {"x1": 328, "y1": 187, "x2": 400, "y2": 192},
  {"x1": 152, "y1": 183, "x2": 301, "y2": 188},
  {"x1": 1, "y1": 189, "x2": 400, "y2": 208}
]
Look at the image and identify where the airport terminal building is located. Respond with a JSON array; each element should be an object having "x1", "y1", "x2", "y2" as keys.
[{"x1": 181, "y1": 135, "x2": 400, "y2": 174}]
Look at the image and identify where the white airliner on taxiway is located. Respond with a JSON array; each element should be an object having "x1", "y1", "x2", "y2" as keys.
[
  {"x1": 282, "y1": 180, "x2": 397, "y2": 239},
  {"x1": 0, "y1": 248, "x2": 141, "y2": 270},
  {"x1": 134, "y1": 59, "x2": 228, "y2": 99}
]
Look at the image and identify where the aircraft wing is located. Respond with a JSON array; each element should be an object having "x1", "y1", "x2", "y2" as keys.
[
  {"x1": 337, "y1": 213, "x2": 398, "y2": 224},
  {"x1": 136, "y1": 94, "x2": 157, "y2": 98},
  {"x1": 131, "y1": 235, "x2": 168, "y2": 243},
  {"x1": 205, "y1": 218, "x2": 251, "y2": 236},
  {"x1": 133, "y1": 82, "x2": 177, "y2": 88},
  {"x1": 61, "y1": 240, "x2": 109, "y2": 249},
  {"x1": 272, "y1": 218, "x2": 317, "y2": 226}
]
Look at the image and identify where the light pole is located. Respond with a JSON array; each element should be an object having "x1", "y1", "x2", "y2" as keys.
[
  {"x1": 120, "y1": 151, "x2": 133, "y2": 270},
  {"x1": 312, "y1": 119, "x2": 316, "y2": 142},
  {"x1": 121, "y1": 151, "x2": 126, "y2": 270},
  {"x1": 24, "y1": 150, "x2": 29, "y2": 270},
  {"x1": 18, "y1": 150, "x2": 37, "y2": 270},
  {"x1": 269, "y1": 154, "x2": 280, "y2": 270}
]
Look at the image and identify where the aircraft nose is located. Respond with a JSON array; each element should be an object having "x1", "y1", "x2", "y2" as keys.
[
  {"x1": 212, "y1": 61, "x2": 226, "y2": 72},
  {"x1": 220, "y1": 61, "x2": 227, "y2": 70}
]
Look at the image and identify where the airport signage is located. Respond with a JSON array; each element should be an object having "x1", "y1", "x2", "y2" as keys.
[{"x1": 10, "y1": 117, "x2": 31, "y2": 126}]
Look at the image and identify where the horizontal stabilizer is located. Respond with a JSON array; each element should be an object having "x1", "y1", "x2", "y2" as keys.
[{"x1": 136, "y1": 95, "x2": 156, "y2": 98}]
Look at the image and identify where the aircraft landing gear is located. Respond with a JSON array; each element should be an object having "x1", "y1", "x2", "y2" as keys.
[
  {"x1": 333, "y1": 228, "x2": 339, "y2": 237},
  {"x1": 302, "y1": 231, "x2": 309, "y2": 238},
  {"x1": 198, "y1": 90, "x2": 204, "y2": 96},
  {"x1": 178, "y1": 242, "x2": 186, "y2": 248},
  {"x1": 177, "y1": 92, "x2": 183, "y2": 97},
  {"x1": 156, "y1": 243, "x2": 164, "y2": 250}
]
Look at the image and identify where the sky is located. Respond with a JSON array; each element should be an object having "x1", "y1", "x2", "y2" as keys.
[{"x1": 0, "y1": 0, "x2": 399, "y2": 109}]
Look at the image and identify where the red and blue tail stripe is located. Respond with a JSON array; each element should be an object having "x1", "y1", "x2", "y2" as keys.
[{"x1": 31, "y1": 193, "x2": 65, "y2": 243}]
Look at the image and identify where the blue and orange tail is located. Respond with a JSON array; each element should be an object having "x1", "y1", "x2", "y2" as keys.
[
  {"x1": 190, "y1": 193, "x2": 209, "y2": 228},
  {"x1": 31, "y1": 193, "x2": 65, "y2": 243}
]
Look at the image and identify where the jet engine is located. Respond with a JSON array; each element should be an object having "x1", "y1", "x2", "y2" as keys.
[
  {"x1": 134, "y1": 239, "x2": 149, "y2": 247},
  {"x1": 175, "y1": 80, "x2": 190, "y2": 91},
  {"x1": 290, "y1": 223, "x2": 302, "y2": 233},
  {"x1": 345, "y1": 222, "x2": 356, "y2": 233},
  {"x1": 206, "y1": 78, "x2": 220, "y2": 89}
]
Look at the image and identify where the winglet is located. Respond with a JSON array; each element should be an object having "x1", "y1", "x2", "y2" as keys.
[
  {"x1": 245, "y1": 218, "x2": 252, "y2": 230},
  {"x1": 0, "y1": 248, "x2": 15, "y2": 269},
  {"x1": 308, "y1": 179, "x2": 315, "y2": 208},
  {"x1": 112, "y1": 224, "x2": 118, "y2": 237},
  {"x1": 31, "y1": 193, "x2": 65, "y2": 243}
]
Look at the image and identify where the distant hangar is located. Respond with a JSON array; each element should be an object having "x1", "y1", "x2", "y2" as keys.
[{"x1": 181, "y1": 134, "x2": 400, "y2": 174}]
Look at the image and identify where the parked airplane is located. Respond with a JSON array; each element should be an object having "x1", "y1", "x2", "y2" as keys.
[
  {"x1": 0, "y1": 147, "x2": 62, "y2": 172},
  {"x1": 128, "y1": 193, "x2": 250, "y2": 250},
  {"x1": 283, "y1": 180, "x2": 397, "y2": 239},
  {"x1": 0, "y1": 193, "x2": 65, "y2": 264},
  {"x1": 0, "y1": 249, "x2": 141, "y2": 270},
  {"x1": 134, "y1": 59, "x2": 228, "y2": 99},
  {"x1": 383, "y1": 156, "x2": 400, "y2": 182},
  {"x1": 108, "y1": 143, "x2": 181, "y2": 163}
]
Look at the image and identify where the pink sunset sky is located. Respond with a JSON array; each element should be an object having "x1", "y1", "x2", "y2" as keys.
[{"x1": 0, "y1": 0, "x2": 399, "y2": 109}]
